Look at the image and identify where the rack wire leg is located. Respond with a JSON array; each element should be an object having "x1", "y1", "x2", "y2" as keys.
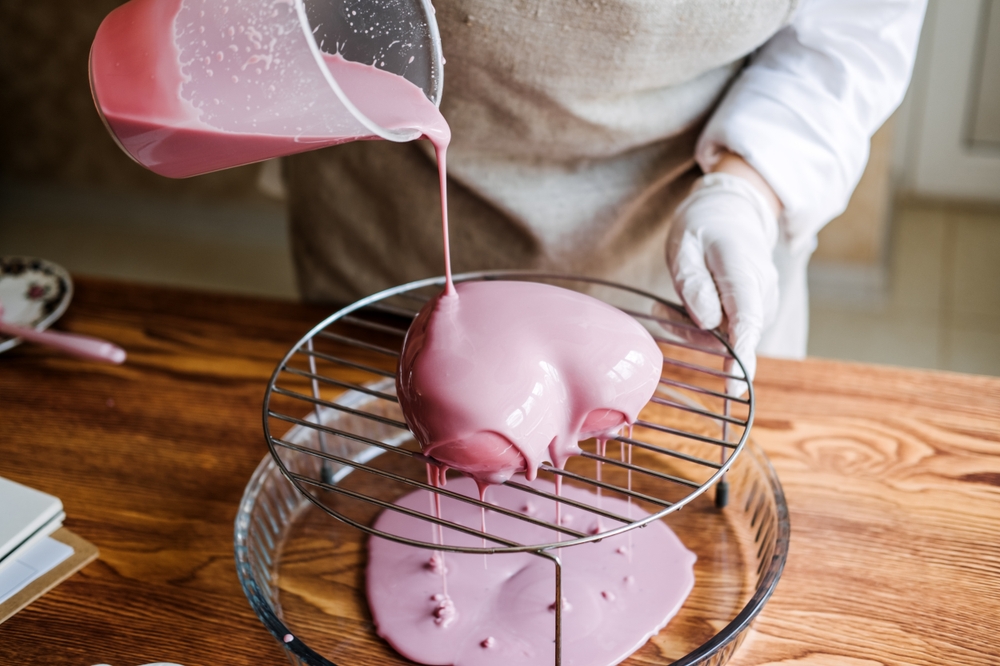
[
  {"x1": 715, "y1": 401, "x2": 731, "y2": 509},
  {"x1": 554, "y1": 556, "x2": 562, "y2": 666},
  {"x1": 306, "y1": 339, "x2": 334, "y2": 485},
  {"x1": 537, "y1": 551, "x2": 563, "y2": 666}
]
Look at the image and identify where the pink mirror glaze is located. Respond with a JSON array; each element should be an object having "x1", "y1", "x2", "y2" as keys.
[{"x1": 396, "y1": 280, "x2": 664, "y2": 485}]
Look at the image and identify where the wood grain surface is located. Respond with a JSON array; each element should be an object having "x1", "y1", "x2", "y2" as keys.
[
  {"x1": 734, "y1": 359, "x2": 1000, "y2": 666},
  {"x1": 1, "y1": 278, "x2": 998, "y2": 666}
]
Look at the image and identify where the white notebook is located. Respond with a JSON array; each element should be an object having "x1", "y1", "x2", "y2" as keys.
[
  {"x1": 0, "y1": 536, "x2": 73, "y2": 605},
  {"x1": 0, "y1": 476, "x2": 65, "y2": 574}
]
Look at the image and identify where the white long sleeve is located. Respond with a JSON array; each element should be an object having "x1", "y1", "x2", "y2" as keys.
[{"x1": 695, "y1": 0, "x2": 927, "y2": 250}]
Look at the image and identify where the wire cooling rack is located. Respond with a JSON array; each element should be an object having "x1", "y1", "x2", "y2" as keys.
[
  {"x1": 261, "y1": 272, "x2": 755, "y2": 665},
  {"x1": 263, "y1": 271, "x2": 753, "y2": 550}
]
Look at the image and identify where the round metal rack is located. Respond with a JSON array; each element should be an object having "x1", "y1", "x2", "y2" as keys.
[{"x1": 256, "y1": 271, "x2": 762, "y2": 666}]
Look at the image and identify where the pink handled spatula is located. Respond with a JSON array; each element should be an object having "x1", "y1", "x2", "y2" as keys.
[{"x1": 0, "y1": 303, "x2": 126, "y2": 364}]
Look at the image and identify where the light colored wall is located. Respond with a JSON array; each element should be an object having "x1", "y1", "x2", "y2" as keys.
[
  {"x1": 970, "y1": 0, "x2": 1000, "y2": 146},
  {"x1": 895, "y1": 0, "x2": 1000, "y2": 201}
]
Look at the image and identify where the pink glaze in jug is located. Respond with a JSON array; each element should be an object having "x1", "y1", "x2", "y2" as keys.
[{"x1": 89, "y1": 0, "x2": 444, "y2": 177}]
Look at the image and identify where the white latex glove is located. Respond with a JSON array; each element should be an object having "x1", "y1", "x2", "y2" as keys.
[{"x1": 666, "y1": 172, "x2": 780, "y2": 396}]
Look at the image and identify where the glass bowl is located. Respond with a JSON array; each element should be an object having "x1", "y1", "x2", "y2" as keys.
[
  {"x1": 235, "y1": 389, "x2": 789, "y2": 666},
  {"x1": 237, "y1": 272, "x2": 789, "y2": 665}
]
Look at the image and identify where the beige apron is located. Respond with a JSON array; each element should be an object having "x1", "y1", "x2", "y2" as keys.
[{"x1": 287, "y1": 0, "x2": 798, "y2": 317}]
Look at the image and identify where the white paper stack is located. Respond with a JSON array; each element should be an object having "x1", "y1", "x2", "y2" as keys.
[{"x1": 0, "y1": 476, "x2": 73, "y2": 604}]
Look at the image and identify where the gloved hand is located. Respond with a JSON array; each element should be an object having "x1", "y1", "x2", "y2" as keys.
[{"x1": 666, "y1": 172, "x2": 780, "y2": 396}]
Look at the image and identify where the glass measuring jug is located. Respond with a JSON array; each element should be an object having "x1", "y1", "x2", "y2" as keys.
[{"x1": 89, "y1": 0, "x2": 444, "y2": 178}]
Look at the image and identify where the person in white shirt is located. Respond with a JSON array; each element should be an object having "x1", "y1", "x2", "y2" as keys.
[{"x1": 285, "y1": 0, "x2": 928, "y2": 392}]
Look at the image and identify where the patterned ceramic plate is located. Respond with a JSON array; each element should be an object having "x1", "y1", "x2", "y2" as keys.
[{"x1": 0, "y1": 257, "x2": 74, "y2": 354}]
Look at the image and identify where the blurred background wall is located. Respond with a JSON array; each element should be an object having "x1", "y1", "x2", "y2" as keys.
[
  {"x1": 0, "y1": 0, "x2": 263, "y2": 197},
  {"x1": 1, "y1": 0, "x2": 999, "y2": 373},
  {"x1": 806, "y1": 0, "x2": 1000, "y2": 375},
  {"x1": 0, "y1": 0, "x2": 295, "y2": 297}
]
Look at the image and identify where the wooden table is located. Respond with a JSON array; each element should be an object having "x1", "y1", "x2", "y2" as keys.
[{"x1": 1, "y1": 278, "x2": 998, "y2": 666}]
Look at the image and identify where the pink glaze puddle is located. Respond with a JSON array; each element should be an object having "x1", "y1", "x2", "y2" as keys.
[
  {"x1": 367, "y1": 476, "x2": 696, "y2": 666},
  {"x1": 396, "y1": 281, "x2": 663, "y2": 486}
]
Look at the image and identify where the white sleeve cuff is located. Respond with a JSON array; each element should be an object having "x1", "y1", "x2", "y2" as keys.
[
  {"x1": 696, "y1": 67, "x2": 868, "y2": 249},
  {"x1": 696, "y1": 0, "x2": 926, "y2": 250}
]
